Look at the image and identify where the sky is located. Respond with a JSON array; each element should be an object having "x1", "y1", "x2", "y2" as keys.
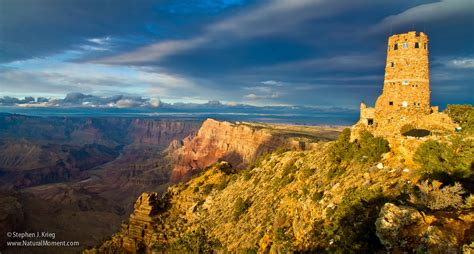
[{"x1": 0, "y1": 0, "x2": 473, "y2": 110}]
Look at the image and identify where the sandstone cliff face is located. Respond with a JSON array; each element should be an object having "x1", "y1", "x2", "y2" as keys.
[{"x1": 170, "y1": 119, "x2": 302, "y2": 181}]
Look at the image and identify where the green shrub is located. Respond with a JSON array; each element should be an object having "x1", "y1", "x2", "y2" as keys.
[
  {"x1": 216, "y1": 161, "x2": 236, "y2": 174},
  {"x1": 202, "y1": 184, "x2": 214, "y2": 195},
  {"x1": 323, "y1": 187, "x2": 386, "y2": 253},
  {"x1": 233, "y1": 197, "x2": 251, "y2": 220},
  {"x1": 355, "y1": 130, "x2": 390, "y2": 163},
  {"x1": 169, "y1": 227, "x2": 220, "y2": 253},
  {"x1": 413, "y1": 137, "x2": 473, "y2": 184},
  {"x1": 326, "y1": 129, "x2": 390, "y2": 177},
  {"x1": 409, "y1": 180, "x2": 465, "y2": 210},
  {"x1": 327, "y1": 128, "x2": 355, "y2": 176},
  {"x1": 242, "y1": 169, "x2": 253, "y2": 180},
  {"x1": 311, "y1": 191, "x2": 324, "y2": 202},
  {"x1": 271, "y1": 227, "x2": 293, "y2": 253}
]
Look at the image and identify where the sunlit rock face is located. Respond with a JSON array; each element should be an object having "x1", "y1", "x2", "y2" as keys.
[
  {"x1": 376, "y1": 203, "x2": 474, "y2": 253},
  {"x1": 170, "y1": 119, "x2": 307, "y2": 181}
]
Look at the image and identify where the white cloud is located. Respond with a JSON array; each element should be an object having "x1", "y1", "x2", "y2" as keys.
[
  {"x1": 96, "y1": 37, "x2": 209, "y2": 64},
  {"x1": 88, "y1": 36, "x2": 111, "y2": 45},
  {"x1": 447, "y1": 58, "x2": 474, "y2": 69},
  {"x1": 260, "y1": 80, "x2": 283, "y2": 86},
  {"x1": 244, "y1": 93, "x2": 279, "y2": 100},
  {"x1": 94, "y1": 0, "x2": 354, "y2": 65},
  {"x1": 371, "y1": 0, "x2": 474, "y2": 33}
]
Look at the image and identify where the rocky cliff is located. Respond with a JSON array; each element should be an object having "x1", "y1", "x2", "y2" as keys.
[
  {"x1": 87, "y1": 122, "x2": 473, "y2": 253},
  {"x1": 170, "y1": 119, "x2": 341, "y2": 181},
  {"x1": 0, "y1": 114, "x2": 201, "y2": 253}
]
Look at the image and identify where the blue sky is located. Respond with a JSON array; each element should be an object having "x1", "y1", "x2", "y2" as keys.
[{"x1": 0, "y1": 0, "x2": 473, "y2": 109}]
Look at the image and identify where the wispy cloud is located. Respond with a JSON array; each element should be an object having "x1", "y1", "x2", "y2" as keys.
[
  {"x1": 94, "y1": 0, "x2": 355, "y2": 65},
  {"x1": 1, "y1": 49, "x2": 198, "y2": 99},
  {"x1": 260, "y1": 80, "x2": 283, "y2": 86},
  {"x1": 244, "y1": 93, "x2": 280, "y2": 100},
  {"x1": 88, "y1": 36, "x2": 111, "y2": 45},
  {"x1": 371, "y1": 0, "x2": 474, "y2": 34},
  {"x1": 446, "y1": 57, "x2": 474, "y2": 69}
]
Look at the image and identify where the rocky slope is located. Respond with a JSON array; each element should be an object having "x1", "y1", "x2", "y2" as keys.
[
  {"x1": 87, "y1": 123, "x2": 474, "y2": 253},
  {"x1": 170, "y1": 119, "x2": 341, "y2": 181}
]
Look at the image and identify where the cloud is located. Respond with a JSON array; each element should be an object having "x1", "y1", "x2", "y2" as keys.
[
  {"x1": 371, "y1": 0, "x2": 474, "y2": 34},
  {"x1": 244, "y1": 93, "x2": 280, "y2": 100},
  {"x1": 446, "y1": 57, "x2": 474, "y2": 69},
  {"x1": 95, "y1": 37, "x2": 209, "y2": 64},
  {"x1": 259, "y1": 54, "x2": 383, "y2": 74},
  {"x1": 0, "y1": 92, "x2": 163, "y2": 108},
  {"x1": 94, "y1": 0, "x2": 355, "y2": 65},
  {"x1": 0, "y1": 51, "x2": 198, "y2": 99},
  {"x1": 260, "y1": 80, "x2": 283, "y2": 86},
  {"x1": 88, "y1": 36, "x2": 111, "y2": 45}
]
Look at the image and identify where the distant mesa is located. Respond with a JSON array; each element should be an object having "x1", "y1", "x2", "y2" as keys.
[{"x1": 352, "y1": 31, "x2": 456, "y2": 138}]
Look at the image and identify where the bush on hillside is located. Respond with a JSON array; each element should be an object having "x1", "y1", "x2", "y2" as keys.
[
  {"x1": 233, "y1": 197, "x2": 251, "y2": 220},
  {"x1": 409, "y1": 180, "x2": 465, "y2": 210},
  {"x1": 323, "y1": 187, "x2": 386, "y2": 253},
  {"x1": 355, "y1": 130, "x2": 390, "y2": 163},
  {"x1": 169, "y1": 227, "x2": 221, "y2": 253},
  {"x1": 327, "y1": 129, "x2": 390, "y2": 177},
  {"x1": 413, "y1": 137, "x2": 473, "y2": 184}
]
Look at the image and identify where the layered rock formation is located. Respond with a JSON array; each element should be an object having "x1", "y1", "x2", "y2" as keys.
[
  {"x1": 0, "y1": 114, "x2": 201, "y2": 253},
  {"x1": 0, "y1": 114, "x2": 201, "y2": 188},
  {"x1": 170, "y1": 119, "x2": 340, "y2": 181}
]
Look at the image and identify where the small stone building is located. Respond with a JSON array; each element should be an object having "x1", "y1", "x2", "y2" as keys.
[{"x1": 353, "y1": 31, "x2": 455, "y2": 138}]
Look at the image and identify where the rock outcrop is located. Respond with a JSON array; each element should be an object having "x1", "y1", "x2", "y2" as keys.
[
  {"x1": 376, "y1": 203, "x2": 474, "y2": 253},
  {"x1": 170, "y1": 119, "x2": 284, "y2": 181},
  {"x1": 169, "y1": 119, "x2": 338, "y2": 181}
]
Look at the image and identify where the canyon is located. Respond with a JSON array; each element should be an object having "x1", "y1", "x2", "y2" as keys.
[{"x1": 0, "y1": 114, "x2": 342, "y2": 253}]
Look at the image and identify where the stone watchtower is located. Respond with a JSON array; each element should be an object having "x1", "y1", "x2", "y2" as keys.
[
  {"x1": 353, "y1": 31, "x2": 453, "y2": 137},
  {"x1": 375, "y1": 31, "x2": 432, "y2": 120}
]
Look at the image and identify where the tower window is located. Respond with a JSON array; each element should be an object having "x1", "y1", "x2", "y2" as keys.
[
  {"x1": 368, "y1": 119, "x2": 374, "y2": 126},
  {"x1": 424, "y1": 43, "x2": 427, "y2": 49},
  {"x1": 402, "y1": 42, "x2": 408, "y2": 48},
  {"x1": 415, "y1": 42, "x2": 419, "y2": 48},
  {"x1": 394, "y1": 44, "x2": 398, "y2": 50},
  {"x1": 389, "y1": 101, "x2": 393, "y2": 106},
  {"x1": 391, "y1": 62, "x2": 394, "y2": 67}
]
